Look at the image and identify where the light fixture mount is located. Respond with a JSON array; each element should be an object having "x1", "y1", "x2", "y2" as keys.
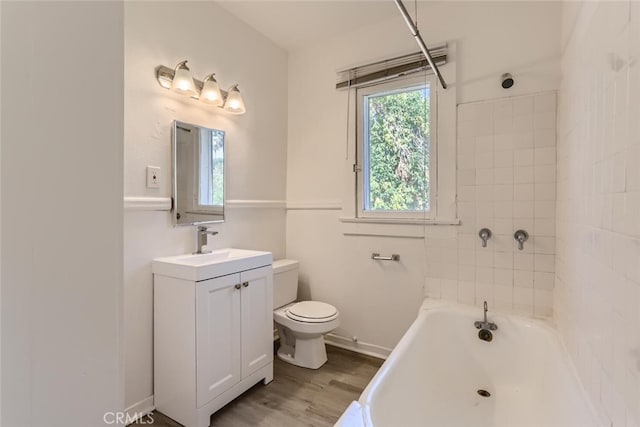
[{"x1": 175, "y1": 60, "x2": 189, "y2": 71}]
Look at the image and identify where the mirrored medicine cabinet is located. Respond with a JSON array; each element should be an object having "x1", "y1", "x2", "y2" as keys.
[{"x1": 172, "y1": 120, "x2": 225, "y2": 225}]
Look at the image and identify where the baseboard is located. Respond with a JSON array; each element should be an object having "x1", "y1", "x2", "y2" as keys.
[
  {"x1": 324, "y1": 334, "x2": 391, "y2": 360},
  {"x1": 124, "y1": 396, "x2": 155, "y2": 423}
]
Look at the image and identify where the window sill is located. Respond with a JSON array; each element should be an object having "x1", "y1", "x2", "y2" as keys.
[
  {"x1": 339, "y1": 217, "x2": 460, "y2": 238},
  {"x1": 339, "y1": 217, "x2": 460, "y2": 225}
]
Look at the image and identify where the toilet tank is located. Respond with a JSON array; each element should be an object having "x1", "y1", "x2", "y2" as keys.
[{"x1": 273, "y1": 259, "x2": 299, "y2": 309}]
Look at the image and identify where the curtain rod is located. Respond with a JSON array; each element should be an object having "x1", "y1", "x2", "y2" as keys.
[{"x1": 393, "y1": 0, "x2": 448, "y2": 89}]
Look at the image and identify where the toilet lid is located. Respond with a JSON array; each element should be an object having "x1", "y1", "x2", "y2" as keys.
[{"x1": 286, "y1": 301, "x2": 338, "y2": 323}]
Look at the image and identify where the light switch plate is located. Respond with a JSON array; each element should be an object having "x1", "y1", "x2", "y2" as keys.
[{"x1": 146, "y1": 166, "x2": 160, "y2": 189}]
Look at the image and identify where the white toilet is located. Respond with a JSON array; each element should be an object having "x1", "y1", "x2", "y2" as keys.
[{"x1": 273, "y1": 259, "x2": 340, "y2": 369}]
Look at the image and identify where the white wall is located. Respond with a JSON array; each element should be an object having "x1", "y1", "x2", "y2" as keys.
[
  {"x1": 1, "y1": 2, "x2": 125, "y2": 426},
  {"x1": 123, "y1": 2, "x2": 288, "y2": 412},
  {"x1": 556, "y1": 2, "x2": 640, "y2": 426},
  {"x1": 0, "y1": 2, "x2": 3, "y2": 421},
  {"x1": 287, "y1": 1, "x2": 562, "y2": 353}
]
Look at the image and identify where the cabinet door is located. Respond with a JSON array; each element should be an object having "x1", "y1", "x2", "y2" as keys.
[
  {"x1": 240, "y1": 266, "x2": 274, "y2": 378},
  {"x1": 196, "y1": 273, "x2": 241, "y2": 408}
]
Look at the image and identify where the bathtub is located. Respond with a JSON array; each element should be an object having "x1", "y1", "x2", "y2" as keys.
[{"x1": 336, "y1": 299, "x2": 601, "y2": 427}]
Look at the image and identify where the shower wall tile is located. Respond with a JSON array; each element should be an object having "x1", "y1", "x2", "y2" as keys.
[
  {"x1": 513, "y1": 97, "x2": 533, "y2": 115},
  {"x1": 555, "y1": 2, "x2": 640, "y2": 425},
  {"x1": 424, "y1": 93, "x2": 556, "y2": 317},
  {"x1": 514, "y1": 253, "x2": 533, "y2": 270}
]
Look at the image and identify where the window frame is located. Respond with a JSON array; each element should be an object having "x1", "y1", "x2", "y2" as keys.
[{"x1": 356, "y1": 74, "x2": 438, "y2": 220}]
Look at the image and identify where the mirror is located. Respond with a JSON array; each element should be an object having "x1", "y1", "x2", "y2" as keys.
[{"x1": 173, "y1": 120, "x2": 225, "y2": 225}]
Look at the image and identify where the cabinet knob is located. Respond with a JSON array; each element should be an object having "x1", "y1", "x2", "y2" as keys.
[
  {"x1": 234, "y1": 284, "x2": 241, "y2": 290},
  {"x1": 242, "y1": 282, "x2": 249, "y2": 287}
]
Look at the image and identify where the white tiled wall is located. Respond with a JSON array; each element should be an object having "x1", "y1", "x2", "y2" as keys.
[
  {"x1": 556, "y1": 2, "x2": 640, "y2": 426},
  {"x1": 425, "y1": 93, "x2": 557, "y2": 317}
]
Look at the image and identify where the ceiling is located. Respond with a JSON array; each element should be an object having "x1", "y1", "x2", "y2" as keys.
[{"x1": 216, "y1": 1, "x2": 399, "y2": 52}]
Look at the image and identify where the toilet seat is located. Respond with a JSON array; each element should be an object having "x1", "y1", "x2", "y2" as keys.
[{"x1": 285, "y1": 301, "x2": 338, "y2": 323}]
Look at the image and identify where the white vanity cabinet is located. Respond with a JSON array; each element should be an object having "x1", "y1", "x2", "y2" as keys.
[
  {"x1": 153, "y1": 252, "x2": 273, "y2": 427},
  {"x1": 195, "y1": 267, "x2": 273, "y2": 407}
]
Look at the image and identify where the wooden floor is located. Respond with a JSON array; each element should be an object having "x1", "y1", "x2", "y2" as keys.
[{"x1": 147, "y1": 345, "x2": 383, "y2": 427}]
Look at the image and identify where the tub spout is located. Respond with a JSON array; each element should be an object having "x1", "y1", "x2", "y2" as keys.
[{"x1": 474, "y1": 301, "x2": 498, "y2": 337}]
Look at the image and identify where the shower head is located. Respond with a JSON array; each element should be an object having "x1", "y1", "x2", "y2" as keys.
[{"x1": 501, "y1": 73, "x2": 514, "y2": 89}]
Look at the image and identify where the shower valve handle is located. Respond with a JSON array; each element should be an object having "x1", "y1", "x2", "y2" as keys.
[{"x1": 514, "y1": 230, "x2": 529, "y2": 251}]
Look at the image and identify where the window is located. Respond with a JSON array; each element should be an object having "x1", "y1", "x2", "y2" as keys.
[
  {"x1": 198, "y1": 129, "x2": 224, "y2": 207},
  {"x1": 338, "y1": 44, "x2": 457, "y2": 232},
  {"x1": 357, "y1": 74, "x2": 436, "y2": 219}
]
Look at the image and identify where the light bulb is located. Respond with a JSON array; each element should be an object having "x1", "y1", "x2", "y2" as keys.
[
  {"x1": 171, "y1": 61, "x2": 196, "y2": 96},
  {"x1": 223, "y1": 85, "x2": 246, "y2": 114},
  {"x1": 200, "y1": 74, "x2": 223, "y2": 107}
]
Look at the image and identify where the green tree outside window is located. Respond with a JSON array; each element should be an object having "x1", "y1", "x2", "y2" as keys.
[{"x1": 365, "y1": 85, "x2": 430, "y2": 212}]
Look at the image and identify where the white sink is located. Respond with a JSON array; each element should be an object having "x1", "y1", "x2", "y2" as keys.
[{"x1": 152, "y1": 248, "x2": 273, "y2": 281}]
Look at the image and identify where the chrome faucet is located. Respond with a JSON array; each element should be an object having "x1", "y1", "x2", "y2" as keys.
[
  {"x1": 194, "y1": 226, "x2": 218, "y2": 255},
  {"x1": 514, "y1": 229, "x2": 529, "y2": 251},
  {"x1": 475, "y1": 301, "x2": 498, "y2": 341}
]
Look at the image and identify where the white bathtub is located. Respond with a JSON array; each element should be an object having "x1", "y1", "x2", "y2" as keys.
[{"x1": 337, "y1": 299, "x2": 601, "y2": 427}]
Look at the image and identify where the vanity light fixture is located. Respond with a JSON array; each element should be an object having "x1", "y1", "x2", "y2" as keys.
[
  {"x1": 223, "y1": 85, "x2": 246, "y2": 115},
  {"x1": 155, "y1": 61, "x2": 246, "y2": 114}
]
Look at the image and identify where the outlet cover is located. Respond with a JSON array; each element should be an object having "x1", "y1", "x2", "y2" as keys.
[{"x1": 146, "y1": 166, "x2": 160, "y2": 189}]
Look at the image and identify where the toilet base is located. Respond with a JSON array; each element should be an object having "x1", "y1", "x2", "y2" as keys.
[{"x1": 277, "y1": 336, "x2": 328, "y2": 370}]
